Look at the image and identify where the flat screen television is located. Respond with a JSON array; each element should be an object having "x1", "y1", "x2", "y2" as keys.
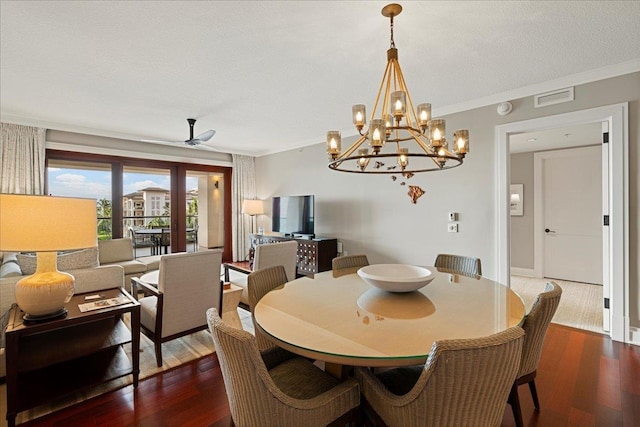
[{"x1": 271, "y1": 195, "x2": 314, "y2": 236}]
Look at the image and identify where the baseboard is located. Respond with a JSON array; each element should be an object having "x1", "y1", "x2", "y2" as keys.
[
  {"x1": 629, "y1": 326, "x2": 640, "y2": 346},
  {"x1": 510, "y1": 267, "x2": 535, "y2": 277}
]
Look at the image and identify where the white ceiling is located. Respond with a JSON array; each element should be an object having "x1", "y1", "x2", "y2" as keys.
[{"x1": 1, "y1": 1, "x2": 639, "y2": 157}]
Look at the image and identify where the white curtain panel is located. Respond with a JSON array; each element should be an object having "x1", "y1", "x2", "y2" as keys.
[
  {"x1": 0, "y1": 123, "x2": 46, "y2": 195},
  {"x1": 231, "y1": 154, "x2": 257, "y2": 262}
]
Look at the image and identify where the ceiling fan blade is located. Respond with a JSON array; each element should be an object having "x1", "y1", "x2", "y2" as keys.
[{"x1": 195, "y1": 129, "x2": 216, "y2": 142}]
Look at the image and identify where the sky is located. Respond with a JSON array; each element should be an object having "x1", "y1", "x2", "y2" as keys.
[{"x1": 47, "y1": 167, "x2": 198, "y2": 200}]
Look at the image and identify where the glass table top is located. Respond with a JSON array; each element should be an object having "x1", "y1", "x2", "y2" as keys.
[{"x1": 254, "y1": 268, "x2": 525, "y2": 367}]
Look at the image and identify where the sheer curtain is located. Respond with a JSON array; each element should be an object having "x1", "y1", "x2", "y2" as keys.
[
  {"x1": 0, "y1": 123, "x2": 46, "y2": 195},
  {"x1": 231, "y1": 154, "x2": 257, "y2": 262}
]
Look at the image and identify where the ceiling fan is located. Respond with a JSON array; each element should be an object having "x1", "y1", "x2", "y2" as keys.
[{"x1": 143, "y1": 118, "x2": 216, "y2": 149}]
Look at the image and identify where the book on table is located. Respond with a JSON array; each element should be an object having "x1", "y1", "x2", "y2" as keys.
[{"x1": 78, "y1": 296, "x2": 130, "y2": 312}]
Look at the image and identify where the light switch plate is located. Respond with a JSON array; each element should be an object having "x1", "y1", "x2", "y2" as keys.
[
  {"x1": 448, "y1": 212, "x2": 458, "y2": 221},
  {"x1": 447, "y1": 223, "x2": 458, "y2": 233}
]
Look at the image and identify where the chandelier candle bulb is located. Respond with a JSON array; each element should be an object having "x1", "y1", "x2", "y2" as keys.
[
  {"x1": 369, "y1": 119, "x2": 386, "y2": 152},
  {"x1": 326, "y1": 131, "x2": 341, "y2": 159},
  {"x1": 352, "y1": 104, "x2": 366, "y2": 130},
  {"x1": 398, "y1": 148, "x2": 409, "y2": 169},
  {"x1": 417, "y1": 103, "x2": 431, "y2": 129},
  {"x1": 391, "y1": 91, "x2": 406, "y2": 120},
  {"x1": 429, "y1": 119, "x2": 445, "y2": 148},
  {"x1": 453, "y1": 129, "x2": 469, "y2": 155},
  {"x1": 383, "y1": 114, "x2": 394, "y2": 135},
  {"x1": 358, "y1": 148, "x2": 371, "y2": 171}
]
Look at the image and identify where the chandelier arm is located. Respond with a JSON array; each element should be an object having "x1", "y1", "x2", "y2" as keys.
[
  {"x1": 338, "y1": 134, "x2": 368, "y2": 160},
  {"x1": 394, "y1": 61, "x2": 420, "y2": 127},
  {"x1": 328, "y1": 152, "x2": 462, "y2": 174},
  {"x1": 406, "y1": 129, "x2": 435, "y2": 154},
  {"x1": 371, "y1": 60, "x2": 394, "y2": 121}
]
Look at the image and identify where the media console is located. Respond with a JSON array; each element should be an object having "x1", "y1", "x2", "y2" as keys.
[{"x1": 250, "y1": 233, "x2": 337, "y2": 276}]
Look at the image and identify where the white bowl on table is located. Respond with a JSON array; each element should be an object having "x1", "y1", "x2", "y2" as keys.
[{"x1": 357, "y1": 264, "x2": 435, "y2": 293}]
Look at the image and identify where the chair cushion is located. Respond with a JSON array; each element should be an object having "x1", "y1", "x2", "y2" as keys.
[
  {"x1": 375, "y1": 365, "x2": 423, "y2": 396},
  {"x1": 269, "y1": 357, "x2": 340, "y2": 400},
  {"x1": 137, "y1": 255, "x2": 161, "y2": 271},
  {"x1": 139, "y1": 295, "x2": 158, "y2": 332},
  {"x1": 98, "y1": 238, "x2": 134, "y2": 264}
]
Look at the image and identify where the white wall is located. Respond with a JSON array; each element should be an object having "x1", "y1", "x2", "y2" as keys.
[{"x1": 256, "y1": 72, "x2": 640, "y2": 330}]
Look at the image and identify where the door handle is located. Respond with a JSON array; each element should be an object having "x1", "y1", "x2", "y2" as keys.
[{"x1": 544, "y1": 228, "x2": 556, "y2": 233}]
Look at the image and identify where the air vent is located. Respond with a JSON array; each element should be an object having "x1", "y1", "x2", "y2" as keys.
[{"x1": 534, "y1": 87, "x2": 574, "y2": 108}]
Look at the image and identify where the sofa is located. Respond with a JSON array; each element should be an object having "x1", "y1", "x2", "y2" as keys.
[
  {"x1": 97, "y1": 238, "x2": 162, "y2": 289},
  {"x1": 0, "y1": 257, "x2": 127, "y2": 379}
]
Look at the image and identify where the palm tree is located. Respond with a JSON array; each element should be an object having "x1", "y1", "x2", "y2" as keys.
[{"x1": 96, "y1": 198, "x2": 112, "y2": 240}]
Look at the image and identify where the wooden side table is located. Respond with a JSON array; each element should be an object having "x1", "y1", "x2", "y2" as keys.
[{"x1": 4, "y1": 288, "x2": 140, "y2": 427}]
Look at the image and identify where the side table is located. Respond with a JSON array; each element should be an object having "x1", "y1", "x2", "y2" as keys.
[{"x1": 4, "y1": 288, "x2": 140, "y2": 427}]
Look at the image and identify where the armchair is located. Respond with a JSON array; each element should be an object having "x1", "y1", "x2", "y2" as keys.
[{"x1": 131, "y1": 249, "x2": 223, "y2": 367}]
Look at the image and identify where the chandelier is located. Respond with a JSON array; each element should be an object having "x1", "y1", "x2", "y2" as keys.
[{"x1": 326, "y1": 3, "x2": 469, "y2": 198}]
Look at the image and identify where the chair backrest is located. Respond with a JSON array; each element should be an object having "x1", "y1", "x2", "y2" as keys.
[
  {"x1": 248, "y1": 265, "x2": 288, "y2": 351},
  {"x1": 206, "y1": 308, "x2": 301, "y2": 427},
  {"x1": 434, "y1": 253, "x2": 482, "y2": 277},
  {"x1": 158, "y1": 249, "x2": 222, "y2": 338},
  {"x1": 253, "y1": 240, "x2": 298, "y2": 281},
  {"x1": 518, "y1": 281, "x2": 562, "y2": 377},
  {"x1": 405, "y1": 326, "x2": 524, "y2": 426},
  {"x1": 332, "y1": 254, "x2": 369, "y2": 278}
]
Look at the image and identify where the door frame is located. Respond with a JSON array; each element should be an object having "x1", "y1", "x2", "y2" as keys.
[{"x1": 496, "y1": 103, "x2": 629, "y2": 343}]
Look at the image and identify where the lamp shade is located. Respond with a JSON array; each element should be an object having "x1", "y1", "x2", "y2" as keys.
[
  {"x1": 241, "y1": 199, "x2": 264, "y2": 216},
  {"x1": 0, "y1": 194, "x2": 97, "y2": 251}
]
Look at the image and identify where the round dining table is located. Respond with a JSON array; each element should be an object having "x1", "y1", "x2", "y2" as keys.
[{"x1": 253, "y1": 267, "x2": 525, "y2": 369}]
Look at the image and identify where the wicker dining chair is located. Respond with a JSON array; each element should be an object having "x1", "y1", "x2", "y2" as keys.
[
  {"x1": 332, "y1": 254, "x2": 370, "y2": 278},
  {"x1": 356, "y1": 326, "x2": 524, "y2": 427},
  {"x1": 248, "y1": 265, "x2": 289, "y2": 351},
  {"x1": 434, "y1": 253, "x2": 482, "y2": 277},
  {"x1": 509, "y1": 281, "x2": 562, "y2": 427},
  {"x1": 206, "y1": 308, "x2": 360, "y2": 427}
]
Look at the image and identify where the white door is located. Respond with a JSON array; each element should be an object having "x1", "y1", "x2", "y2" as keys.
[{"x1": 543, "y1": 146, "x2": 602, "y2": 284}]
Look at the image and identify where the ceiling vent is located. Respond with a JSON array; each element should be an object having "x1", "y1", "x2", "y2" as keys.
[{"x1": 534, "y1": 87, "x2": 574, "y2": 108}]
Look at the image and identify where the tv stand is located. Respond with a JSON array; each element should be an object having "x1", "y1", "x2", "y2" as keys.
[{"x1": 250, "y1": 234, "x2": 337, "y2": 276}]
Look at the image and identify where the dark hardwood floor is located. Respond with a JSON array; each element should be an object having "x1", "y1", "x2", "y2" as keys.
[{"x1": 17, "y1": 323, "x2": 640, "y2": 427}]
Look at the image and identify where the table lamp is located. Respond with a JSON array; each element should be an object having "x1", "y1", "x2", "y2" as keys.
[
  {"x1": 241, "y1": 199, "x2": 264, "y2": 234},
  {"x1": 0, "y1": 194, "x2": 97, "y2": 321}
]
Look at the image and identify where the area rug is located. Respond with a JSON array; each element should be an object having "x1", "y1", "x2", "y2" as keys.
[{"x1": 510, "y1": 275, "x2": 604, "y2": 334}]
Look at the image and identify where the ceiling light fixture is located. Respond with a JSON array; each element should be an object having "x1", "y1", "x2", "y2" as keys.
[{"x1": 326, "y1": 3, "x2": 469, "y2": 182}]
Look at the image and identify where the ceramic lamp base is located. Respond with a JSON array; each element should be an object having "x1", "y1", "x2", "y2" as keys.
[{"x1": 15, "y1": 252, "x2": 75, "y2": 317}]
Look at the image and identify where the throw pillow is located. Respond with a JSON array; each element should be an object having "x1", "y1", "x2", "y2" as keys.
[{"x1": 16, "y1": 247, "x2": 99, "y2": 275}]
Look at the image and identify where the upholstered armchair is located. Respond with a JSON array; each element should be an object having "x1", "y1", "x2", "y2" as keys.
[
  {"x1": 356, "y1": 326, "x2": 524, "y2": 427},
  {"x1": 434, "y1": 253, "x2": 482, "y2": 277},
  {"x1": 253, "y1": 240, "x2": 298, "y2": 281},
  {"x1": 332, "y1": 254, "x2": 369, "y2": 278},
  {"x1": 131, "y1": 249, "x2": 223, "y2": 367},
  {"x1": 207, "y1": 308, "x2": 360, "y2": 427},
  {"x1": 233, "y1": 240, "x2": 298, "y2": 307}
]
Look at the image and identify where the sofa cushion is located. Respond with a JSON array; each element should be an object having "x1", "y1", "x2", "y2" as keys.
[
  {"x1": 0, "y1": 252, "x2": 21, "y2": 278},
  {"x1": 16, "y1": 247, "x2": 99, "y2": 275},
  {"x1": 137, "y1": 255, "x2": 162, "y2": 271},
  {"x1": 113, "y1": 260, "x2": 148, "y2": 276},
  {"x1": 98, "y1": 238, "x2": 134, "y2": 265}
]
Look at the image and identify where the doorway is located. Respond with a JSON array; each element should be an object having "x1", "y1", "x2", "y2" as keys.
[{"x1": 496, "y1": 103, "x2": 629, "y2": 343}]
